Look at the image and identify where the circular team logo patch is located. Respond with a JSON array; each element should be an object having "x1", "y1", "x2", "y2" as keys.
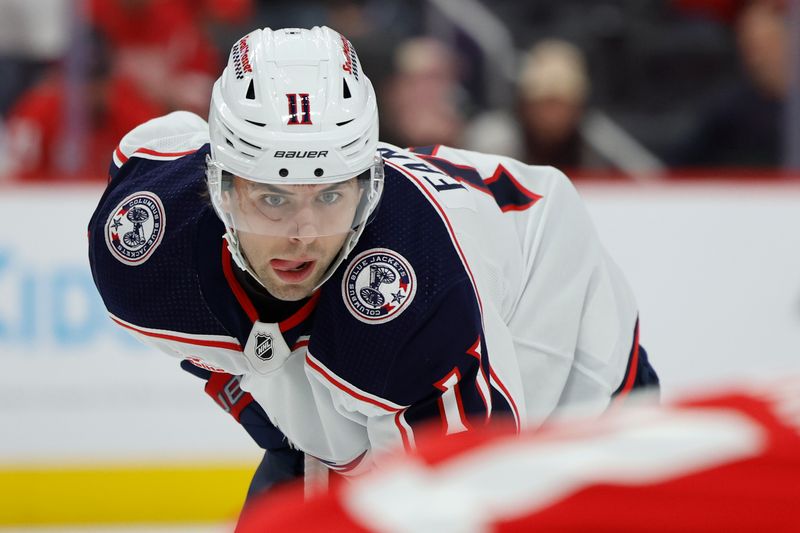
[
  {"x1": 342, "y1": 248, "x2": 416, "y2": 324},
  {"x1": 105, "y1": 191, "x2": 166, "y2": 266}
]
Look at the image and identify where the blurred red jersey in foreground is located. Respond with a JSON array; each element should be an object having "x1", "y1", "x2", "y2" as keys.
[{"x1": 237, "y1": 378, "x2": 800, "y2": 532}]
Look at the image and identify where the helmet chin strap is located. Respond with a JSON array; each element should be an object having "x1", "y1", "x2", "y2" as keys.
[{"x1": 223, "y1": 230, "x2": 257, "y2": 279}]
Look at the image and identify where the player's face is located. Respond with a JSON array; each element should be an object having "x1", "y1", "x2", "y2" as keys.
[{"x1": 233, "y1": 178, "x2": 361, "y2": 301}]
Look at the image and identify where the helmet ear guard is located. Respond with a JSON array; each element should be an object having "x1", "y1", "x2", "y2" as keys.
[{"x1": 206, "y1": 26, "x2": 384, "y2": 293}]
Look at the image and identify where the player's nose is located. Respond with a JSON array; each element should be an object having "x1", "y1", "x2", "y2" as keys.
[{"x1": 289, "y1": 206, "x2": 320, "y2": 245}]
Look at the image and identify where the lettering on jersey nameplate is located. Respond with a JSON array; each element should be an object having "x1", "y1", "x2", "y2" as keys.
[
  {"x1": 342, "y1": 248, "x2": 417, "y2": 324},
  {"x1": 245, "y1": 322, "x2": 291, "y2": 374},
  {"x1": 105, "y1": 191, "x2": 166, "y2": 266}
]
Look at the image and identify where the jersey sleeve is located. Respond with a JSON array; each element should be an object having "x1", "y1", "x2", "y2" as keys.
[
  {"x1": 513, "y1": 165, "x2": 640, "y2": 419},
  {"x1": 438, "y1": 146, "x2": 642, "y2": 420},
  {"x1": 408, "y1": 145, "x2": 644, "y2": 421},
  {"x1": 87, "y1": 112, "x2": 251, "y2": 375}
]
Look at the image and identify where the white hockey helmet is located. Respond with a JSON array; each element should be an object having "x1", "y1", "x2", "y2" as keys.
[{"x1": 206, "y1": 26, "x2": 383, "y2": 289}]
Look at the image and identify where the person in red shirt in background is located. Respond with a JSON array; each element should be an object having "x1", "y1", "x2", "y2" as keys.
[{"x1": 2, "y1": 0, "x2": 250, "y2": 181}]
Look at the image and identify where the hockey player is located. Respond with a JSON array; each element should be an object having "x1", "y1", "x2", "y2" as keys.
[{"x1": 88, "y1": 26, "x2": 658, "y2": 496}]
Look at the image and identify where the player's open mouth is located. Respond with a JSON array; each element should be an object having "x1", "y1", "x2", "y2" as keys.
[{"x1": 270, "y1": 259, "x2": 316, "y2": 283}]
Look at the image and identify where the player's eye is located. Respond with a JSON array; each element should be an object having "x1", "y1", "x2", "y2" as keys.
[
  {"x1": 317, "y1": 191, "x2": 342, "y2": 205},
  {"x1": 259, "y1": 194, "x2": 288, "y2": 208}
]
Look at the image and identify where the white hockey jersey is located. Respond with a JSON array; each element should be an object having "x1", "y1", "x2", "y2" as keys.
[{"x1": 88, "y1": 111, "x2": 650, "y2": 475}]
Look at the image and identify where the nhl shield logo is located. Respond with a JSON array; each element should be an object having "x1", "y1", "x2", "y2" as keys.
[
  {"x1": 255, "y1": 332, "x2": 273, "y2": 361},
  {"x1": 105, "y1": 191, "x2": 166, "y2": 266},
  {"x1": 342, "y1": 248, "x2": 417, "y2": 324}
]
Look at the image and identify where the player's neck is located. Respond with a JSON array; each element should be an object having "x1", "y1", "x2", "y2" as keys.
[{"x1": 231, "y1": 258, "x2": 310, "y2": 323}]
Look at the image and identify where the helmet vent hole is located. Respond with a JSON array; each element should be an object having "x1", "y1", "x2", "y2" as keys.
[
  {"x1": 343, "y1": 78, "x2": 352, "y2": 99},
  {"x1": 341, "y1": 136, "x2": 360, "y2": 150},
  {"x1": 336, "y1": 119, "x2": 354, "y2": 127},
  {"x1": 239, "y1": 138, "x2": 262, "y2": 150},
  {"x1": 279, "y1": 168, "x2": 289, "y2": 177},
  {"x1": 246, "y1": 79, "x2": 256, "y2": 100},
  {"x1": 245, "y1": 120, "x2": 266, "y2": 127},
  {"x1": 225, "y1": 138, "x2": 235, "y2": 148},
  {"x1": 314, "y1": 168, "x2": 324, "y2": 177}
]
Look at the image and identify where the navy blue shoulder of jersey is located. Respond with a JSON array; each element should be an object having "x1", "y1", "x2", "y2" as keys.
[
  {"x1": 87, "y1": 144, "x2": 250, "y2": 341},
  {"x1": 309, "y1": 164, "x2": 485, "y2": 406}
]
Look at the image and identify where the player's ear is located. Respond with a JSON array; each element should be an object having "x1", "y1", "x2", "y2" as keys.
[
  {"x1": 220, "y1": 188, "x2": 234, "y2": 210},
  {"x1": 219, "y1": 173, "x2": 241, "y2": 211}
]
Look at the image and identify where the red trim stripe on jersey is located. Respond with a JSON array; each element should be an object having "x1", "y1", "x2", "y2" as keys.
[
  {"x1": 291, "y1": 337, "x2": 310, "y2": 351},
  {"x1": 113, "y1": 145, "x2": 199, "y2": 165},
  {"x1": 280, "y1": 292, "x2": 321, "y2": 333},
  {"x1": 395, "y1": 411, "x2": 413, "y2": 452},
  {"x1": 221, "y1": 241, "x2": 321, "y2": 330},
  {"x1": 612, "y1": 320, "x2": 641, "y2": 405},
  {"x1": 134, "y1": 147, "x2": 199, "y2": 158},
  {"x1": 109, "y1": 315, "x2": 242, "y2": 351},
  {"x1": 489, "y1": 367, "x2": 521, "y2": 433},
  {"x1": 305, "y1": 353, "x2": 404, "y2": 413},
  {"x1": 221, "y1": 242, "x2": 259, "y2": 323},
  {"x1": 114, "y1": 145, "x2": 129, "y2": 164}
]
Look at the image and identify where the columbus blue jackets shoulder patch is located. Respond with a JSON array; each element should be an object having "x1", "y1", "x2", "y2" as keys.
[
  {"x1": 104, "y1": 191, "x2": 166, "y2": 266},
  {"x1": 341, "y1": 248, "x2": 417, "y2": 324}
]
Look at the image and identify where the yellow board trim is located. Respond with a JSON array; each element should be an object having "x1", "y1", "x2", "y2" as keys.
[{"x1": 0, "y1": 463, "x2": 254, "y2": 525}]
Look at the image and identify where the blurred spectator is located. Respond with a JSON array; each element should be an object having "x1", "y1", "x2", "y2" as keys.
[
  {"x1": 1, "y1": 0, "x2": 233, "y2": 181},
  {"x1": 90, "y1": 0, "x2": 226, "y2": 117},
  {"x1": 0, "y1": 0, "x2": 69, "y2": 114},
  {"x1": 465, "y1": 39, "x2": 663, "y2": 176},
  {"x1": 323, "y1": 0, "x2": 411, "y2": 98},
  {"x1": 2, "y1": 34, "x2": 119, "y2": 181},
  {"x1": 514, "y1": 39, "x2": 597, "y2": 169},
  {"x1": 670, "y1": 0, "x2": 787, "y2": 167},
  {"x1": 379, "y1": 37, "x2": 467, "y2": 148},
  {"x1": 0, "y1": 0, "x2": 70, "y2": 178}
]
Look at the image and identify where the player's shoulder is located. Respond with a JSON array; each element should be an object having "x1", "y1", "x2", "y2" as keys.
[
  {"x1": 111, "y1": 111, "x2": 210, "y2": 170},
  {"x1": 308, "y1": 157, "x2": 484, "y2": 403},
  {"x1": 382, "y1": 143, "x2": 577, "y2": 208},
  {"x1": 88, "y1": 112, "x2": 226, "y2": 335},
  {"x1": 420, "y1": 142, "x2": 574, "y2": 183},
  {"x1": 90, "y1": 111, "x2": 213, "y2": 254}
]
